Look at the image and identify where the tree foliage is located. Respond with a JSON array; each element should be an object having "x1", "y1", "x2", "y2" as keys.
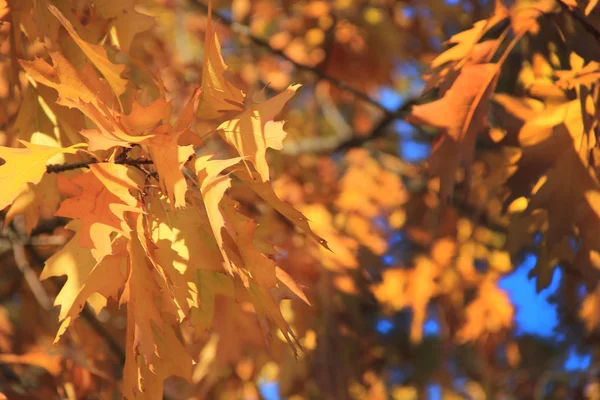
[{"x1": 1, "y1": 0, "x2": 600, "y2": 399}]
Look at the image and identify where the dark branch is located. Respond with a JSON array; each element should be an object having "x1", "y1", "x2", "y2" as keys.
[
  {"x1": 189, "y1": 0, "x2": 389, "y2": 113},
  {"x1": 332, "y1": 98, "x2": 419, "y2": 153},
  {"x1": 46, "y1": 158, "x2": 154, "y2": 174},
  {"x1": 557, "y1": 1, "x2": 600, "y2": 42}
]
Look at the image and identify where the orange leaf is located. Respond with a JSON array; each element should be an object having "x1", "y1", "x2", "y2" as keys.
[
  {"x1": 196, "y1": 1, "x2": 245, "y2": 121},
  {"x1": 120, "y1": 215, "x2": 192, "y2": 399},
  {"x1": 48, "y1": 4, "x2": 128, "y2": 98},
  {"x1": 55, "y1": 165, "x2": 142, "y2": 261},
  {"x1": 142, "y1": 90, "x2": 200, "y2": 208},
  {"x1": 5, "y1": 173, "x2": 60, "y2": 236},
  {"x1": 408, "y1": 63, "x2": 500, "y2": 201}
]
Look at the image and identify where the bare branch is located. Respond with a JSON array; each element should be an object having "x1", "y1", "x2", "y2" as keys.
[{"x1": 46, "y1": 158, "x2": 154, "y2": 174}]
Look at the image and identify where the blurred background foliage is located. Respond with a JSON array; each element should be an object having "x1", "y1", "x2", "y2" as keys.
[{"x1": 1, "y1": 0, "x2": 600, "y2": 399}]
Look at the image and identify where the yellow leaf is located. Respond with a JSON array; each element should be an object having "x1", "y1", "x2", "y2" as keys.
[
  {"x1": 49, "y1": 4, "x2": 128, "y2": 98},
  {"x1": 147, "y1": 191, "x2": 224, "y2": 275},
  {"x1": 197, "y1": 1, "x2": 245, "y2": 120},
  {"x1": 5, "y1": 173, "x2": 60, "y2": 236},
  {"x1": 217, "y1": 84, "x2": 300, "y2": 182},
  {"x1": 195, "y1": 155, "x2": 245, "y2": 275},
  {"x1": 221, "y1": 200, "x2": 278, "y2": 288},
  {"x1": 0, "y1": 140, "x2": 84, "y2": 211},
  {"x1": 41, "y1": 226, "x2": 127, "y2": 343},
  {"x1": 580, "y1": 286, "x2": 600, "y2": 332},
  {"x1": 111, "y1": 6, "x2": 155, "y2": 54},
  {"x1": 19, "y1": 52, "x2": 110, "y2": 108},
  {"x1": 458, "y1": 279, "x2": 513, "y2": 342}
]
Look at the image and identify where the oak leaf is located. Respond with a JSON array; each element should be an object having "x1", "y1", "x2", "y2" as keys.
[
  {"x1": 55, "y1": 164, "x2": 143, "y2": 261},
  {"x1": 408, "y1": 63, "x2": 500, "y2": 201},
  {"x1": 195, "y1": 155, "x2": 245, "y2": 275},
  {"x1": 217, "y1": 84, "x2": 300, "y2": 182},
  {"x1": 41, "y1": 225, "x2": 127, "y2": 343},
  {"x1": 196, "y1": 1, "x2": 246, "y2": 121},
  {"x1": 0, "y1": 140, "x2": 84, "y2": 211},
  {"x1": 120, "y1": 215, "x2": 192, "y2": 400},
  {"x1": 5, "y1": 173, "x2": 60, "y2": 236},
  {"x1": 141, "y1": 90, "x2": 200, "y2": 208},
  {"x1": 48, "y1": 4, "x2": 128, "y2": 98}
]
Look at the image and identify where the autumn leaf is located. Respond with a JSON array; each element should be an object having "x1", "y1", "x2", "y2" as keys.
[
  {"x1": 424, "y1": 0, "x2": 508, "y2": 91},
  {"x1": 505, "y1": 99, "x2": 598, "y2": 289},
  {"x1": 556, "y1": 53, "x2": 600, "y2": 90},
  {"x1": 141, "y1": 90, "x2": 200, "y2": 208},
  {"x1": 217, "y1": 84, "x2": 300, "y2": 182},
  {"x1": 0, "y1": 140, "x2": 84, "y2": 211},
  {"x1": 580, "y1": 285, "x2": 600, "y2": 332},
  {"x1": 41, "y1": 223, "x2": 127, "y2": 343},
  {"x1": 55, "y1": 164, "x2": 143, "y2": 261},
  {"x1": 96, "y1": 0, "x2": 155, "y2": 55},
  {"x1": 5, "y1": 173, "x2": 60, "y2": 236},
  {"x1": 195, "y1": 154, "x2": 245, "y2": 275},
  {"x1": 299, "y1": 204, "x2": 359, "y2": 270},
  {"x1": 408, "y1": 63, "x2": 500, "y2": 201},
  {"x1": 120, "y1": 215, "x2": 192, "y2": 400},
  {"x1": 144, "y1": 131, "x2": 194, "y2": 209},
  {"x1": 196, "y1": 0, "x2": 246, "y2": 121},
  {"x1": 221, "y1": 198, "x2": 278, "y2": 288},
  {"x1": 19, "y1": 51, "x2": 113, "y2": 109},
  {"x1": 0, "y1": 0, "x2": 8, "y2": 20},
  {"x1": 19, "y1": 51, "x2": 152, "y2": 151},
  {"x1": 121, "y1": 98, "x2": 171, "y2": 134},
  {"x1": 458, "y1": 279, "x2": 513, "y2": 342},
  {"x1": 48, "y1": 4, "x2": 128, "y2": 98},
  {"x1": 372, "y1": 256, "x2": 439, "y2": 343}
]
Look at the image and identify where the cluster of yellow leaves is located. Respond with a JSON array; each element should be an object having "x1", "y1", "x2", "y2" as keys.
[
  {"x1": 0, "y1": 1, "x2": 327, "y2": 398},
  {"x1": 409, "y1": 0, "x2": 600, "y2": 295},
  {"x1": 405, "y1": 0, "x2": 600, "y2": 352},
  {"x1": 373, "y1": 230, "x2": 513, "y2": 344}
]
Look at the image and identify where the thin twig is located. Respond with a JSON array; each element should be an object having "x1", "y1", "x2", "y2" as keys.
[
  {"x1": 46, "y1": 158, "x2": 154, "y2": 174},
  {"x1": 11, "y1": 225, "x2": 53, "y2": 311}
]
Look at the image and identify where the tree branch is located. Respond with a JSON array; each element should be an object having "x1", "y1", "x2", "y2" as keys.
[
  {"x1": 189, "y1": 0, "x2": 389, "y2": 113},
  {"x1": 332, "y1": 98, "x2": 420, "y2": 153},
  {"x1": 557, "y1": 1, "x2": 600, "y2": 42},
  {"x1": 46, "y1": 158, "x2": 154, "y2": 174},
  {"x1": 189, "y1": 1, "x2": 426, "y2": 153}
]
